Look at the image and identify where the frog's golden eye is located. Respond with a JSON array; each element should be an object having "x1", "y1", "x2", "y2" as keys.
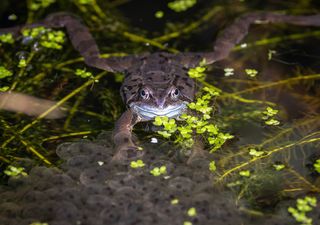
[
  {"x1": 140, "y1": 88, "x2": 150, "y2": 100},
  {"x1": 170, "y1": 88, "x2": 180, "y2": 99}
]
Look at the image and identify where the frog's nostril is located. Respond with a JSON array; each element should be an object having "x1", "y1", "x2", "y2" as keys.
[{"x1": 156, "y1": 98, "x2": 165, "y2": 108}]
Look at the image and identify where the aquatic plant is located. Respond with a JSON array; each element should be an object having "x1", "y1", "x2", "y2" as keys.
[
  {"x1": 153, "y1": 76, "x2": 233, "y2": 153},
  {"x1": 4, "y1": 165, "x2": 27, "y2": 177},
  {"x1": 0, "y1": 66, "x2": 13, "y2": 79},
  {"x1": 130, "y1": 159, "x2": 145, "y2": 168},
  {"x1": 288, "y1": 196, "x2": 317, "y2": 225},
  {"x1": 150, "y1": 166, "x2": 167, "y2": 176},
  {"x1": 0, "y1": 33, "x2": 14, "y2": 44},
  {"x1": 314, "y1": 159, "x2": 320, "y2": 173},
  {"x1": 22, "y1": 27, "x2": 66, "y2": 49},
  {"x1": 187, "y1": 207, "x2": 197, "y2": 217},
  {"x1": 168, "y1": 0, "x2": 197, "y2": 12},
  {"x1": 0, "y1": 2, "x2": 319, "y2": 223}
]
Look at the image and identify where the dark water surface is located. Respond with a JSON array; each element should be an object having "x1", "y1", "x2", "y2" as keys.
[{"x1": 0, "y1": 0, "x2": 319, "y2": 224}]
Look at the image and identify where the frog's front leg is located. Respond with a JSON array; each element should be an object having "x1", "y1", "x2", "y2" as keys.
[{"x1": 113, "y1": 109, "x2": 143, "y2": 162}]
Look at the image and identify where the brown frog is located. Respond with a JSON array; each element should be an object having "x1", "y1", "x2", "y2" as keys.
[{"x1": 1, "y1": 12, "x2": 320, "y2": 162}]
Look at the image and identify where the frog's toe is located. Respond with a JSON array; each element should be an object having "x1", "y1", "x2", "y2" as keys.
[{"x1": 112, "y1": 145, "x2": 144, "y2": 163}]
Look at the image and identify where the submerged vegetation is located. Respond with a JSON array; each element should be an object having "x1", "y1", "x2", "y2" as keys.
[{"x1": 0, "y1": 0, "x2": 320, "y2": 224}]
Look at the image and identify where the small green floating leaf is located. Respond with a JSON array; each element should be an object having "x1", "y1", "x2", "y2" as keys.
[
  {"x1": 209, "y1": 161, "x2": 216, "y2": 172},
  {"x1": 273, "y1": 164, "x2": 285, "y2": 171},
  {"x1": 0, "y1": 86, "x2": 9, "y2": 92},
  {"x1": 288, "y1": 196, "x2": 317, "y2": 225},
  {"x1": 130, "y1": 160, "x2": 145, "y2": 168},
  {"x1": 4, "y1": 165, "x2": 28, "y2": 177},
  {"x1": 263, "y1": 107, "x2": 279, "y2": 117},
  {"x1": 29, "y1": 222, "x2": 49, "y2": 225},
  {"x1": 30, "y1": 0, "x2": 56, "y2": 10},
  {"x1": 168, "y1": 0, "x2": 197, "y2": 12},
  {"x1": 171, "y1": 198, "x2": 179, "y2": 205},
  {"x1": 188, "y1": 66, "x2": 206, "y2": 78},
  {"x1": 153, "y1": 116, "x2": 164, "y2": 126},
  {"x1": 183, "y1": 221, "x2": 192, "y2": 225},
  {"x1": 187, "y1": 207, "x2": 197, "y2": 217},
  {"x1": 248, "y1": 148, "x2": 265, "y2": 157},
  {"x1": 265, "y1": 118, "x2": 280, "y2": 126},
  {"x1": 75, "y1": 69, "x2": 93, "y2": 79},
  {"x1": 22, "y1": 27, "x2": 65, "y2": 50},
  {"x1": 0, "y1": 66, "x2": 13, "y2": 79},
  {"x1": 76, "y1": 0, "x2": 94, "y2": 4},
  {"x1": 155, "y1": 11, "x2": 164, "y2": 19},
  {"x1": 0, "y1": 33, "x2": 14, "y2": 44},
  {"x1": 18, "y1": 59, "x2": 27, "y2": 68},
  {"x1": 245, "y1": 68, "x2": 258, "y2": 77},
  {"x1": 239, "y1": 170, "x2": 250, "y2": 177},
  {"x1": 157, "y1": 130, "x2": 172, "y2": 138},
  {"x1": 314, "y1": 159, "x2": 320, "y2": 173},
  {"x1": 150, "y1": 166, "x2": 167, "y2": 176},
  {"x1": 22, "y1": 26, "x2": 46, "y2": 38}
]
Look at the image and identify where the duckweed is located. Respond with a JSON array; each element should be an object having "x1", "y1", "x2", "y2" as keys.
[
  {"x1": 0, "y1": 66, "x2": 13, "y2": 79},
  {"x1": 75, "y1": 69, "x2": 94, "y2": 79},
  {"x1": 209, "y1": 161, "x2": 216, "y2": 172},
  {"x1": 150, "y1": 166, "x2": 167, "y2": 176},
  {"x1": 314, "y1": 159, "x2": 320, "y2": 173},
  {"x1": 4, "y1": 165, "x2": 28, "y2": 177},
  {"x1": 245, "y1": 68, "x2": 258, "y2": 77},
  {"x1": 155, "y1": 11, "x2": 164, "y2": 19},
  {"x1": 288, "y1": 196, "x2": 317, "y2": 225},
  {"x1": 239, "y1": 170, "x2": 251, "y2": 177},
  {"x1": 154, "y1": 84, "x2": 233, "y2": 152},
  {"x1": 168, "y1": 0, "x2": 197, "y2": 12},
  {"x1": 188, "y1": 65, "x2": 206, "y2": 79},
  {"x1": 30, "y1": 0, "x2": 56, "y2": 11},
  {"x1": 130, "y1": 159, "x2": 145, "y2": 168},
  {"x1": 0, "y1": 33, "x2": 14, "y2": 44},
  {"x1": 248, "y1": 148, "x2": 265, "y2": 157},
  {"x1": 22, "y1": 27, "x2": 65, "y2": 50},
  {"x1": 262, "y1": 106, "x2": 280, "y2": 126},
  {"x1": 18, "y1": 58, "x2": 27, "y2": 68},
  {"x1": 187, "y1": 207, "x2": 197, "y2": 217},
  {"x1": 171, "y1": 198, "x2": 179, "y2": 205}
]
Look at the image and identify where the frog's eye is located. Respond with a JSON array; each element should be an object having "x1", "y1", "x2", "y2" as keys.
[
  {"x1": 170, "y1": 88, "x2": 180, "y2": 99},
  {"x1": 140, "y1": 89, "x2": 150, "y2": 99}
]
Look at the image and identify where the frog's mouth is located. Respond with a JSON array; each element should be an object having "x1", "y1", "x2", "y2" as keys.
[{"x1": 130, "y1": 102, "x2": 187, "y2": 120}]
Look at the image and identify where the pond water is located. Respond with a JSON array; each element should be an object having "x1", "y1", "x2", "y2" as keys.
[{"x1": 0, "y1": 0, "x2": 319, "y2": 225}]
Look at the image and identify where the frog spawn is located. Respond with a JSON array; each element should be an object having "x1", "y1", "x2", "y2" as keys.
[{"x1": 0, "y1": 132, "x2": 317, "y2": 225}]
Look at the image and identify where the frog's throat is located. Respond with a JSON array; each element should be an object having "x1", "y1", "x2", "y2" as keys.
[{"x1": 130, "y1": 102, "x2": 188, "y2": 121}]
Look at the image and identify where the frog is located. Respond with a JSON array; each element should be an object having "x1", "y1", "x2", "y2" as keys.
[{"x1": 1, "y1": 12, "x2": 320, "y2": 162}]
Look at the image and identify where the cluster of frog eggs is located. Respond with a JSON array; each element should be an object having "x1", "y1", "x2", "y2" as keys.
[{"x1": 0, "y1": 133, "x2": 300, "y2": 225}]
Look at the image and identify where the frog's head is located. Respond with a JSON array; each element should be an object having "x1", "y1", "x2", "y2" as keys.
[{"x1": 120, "y1": 53, "x2": 196, "y2": 121}]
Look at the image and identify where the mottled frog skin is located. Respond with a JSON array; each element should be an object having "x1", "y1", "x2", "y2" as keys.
[
  {"x1": 121, "y1": 52, "x2": 198, "y2": 120},
  {"x1": 114, "y1": 52, "x2": 203, "y2": 161},
  {"x1": 1, "y1": 12, "x2": 320, "y2": 162}
]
